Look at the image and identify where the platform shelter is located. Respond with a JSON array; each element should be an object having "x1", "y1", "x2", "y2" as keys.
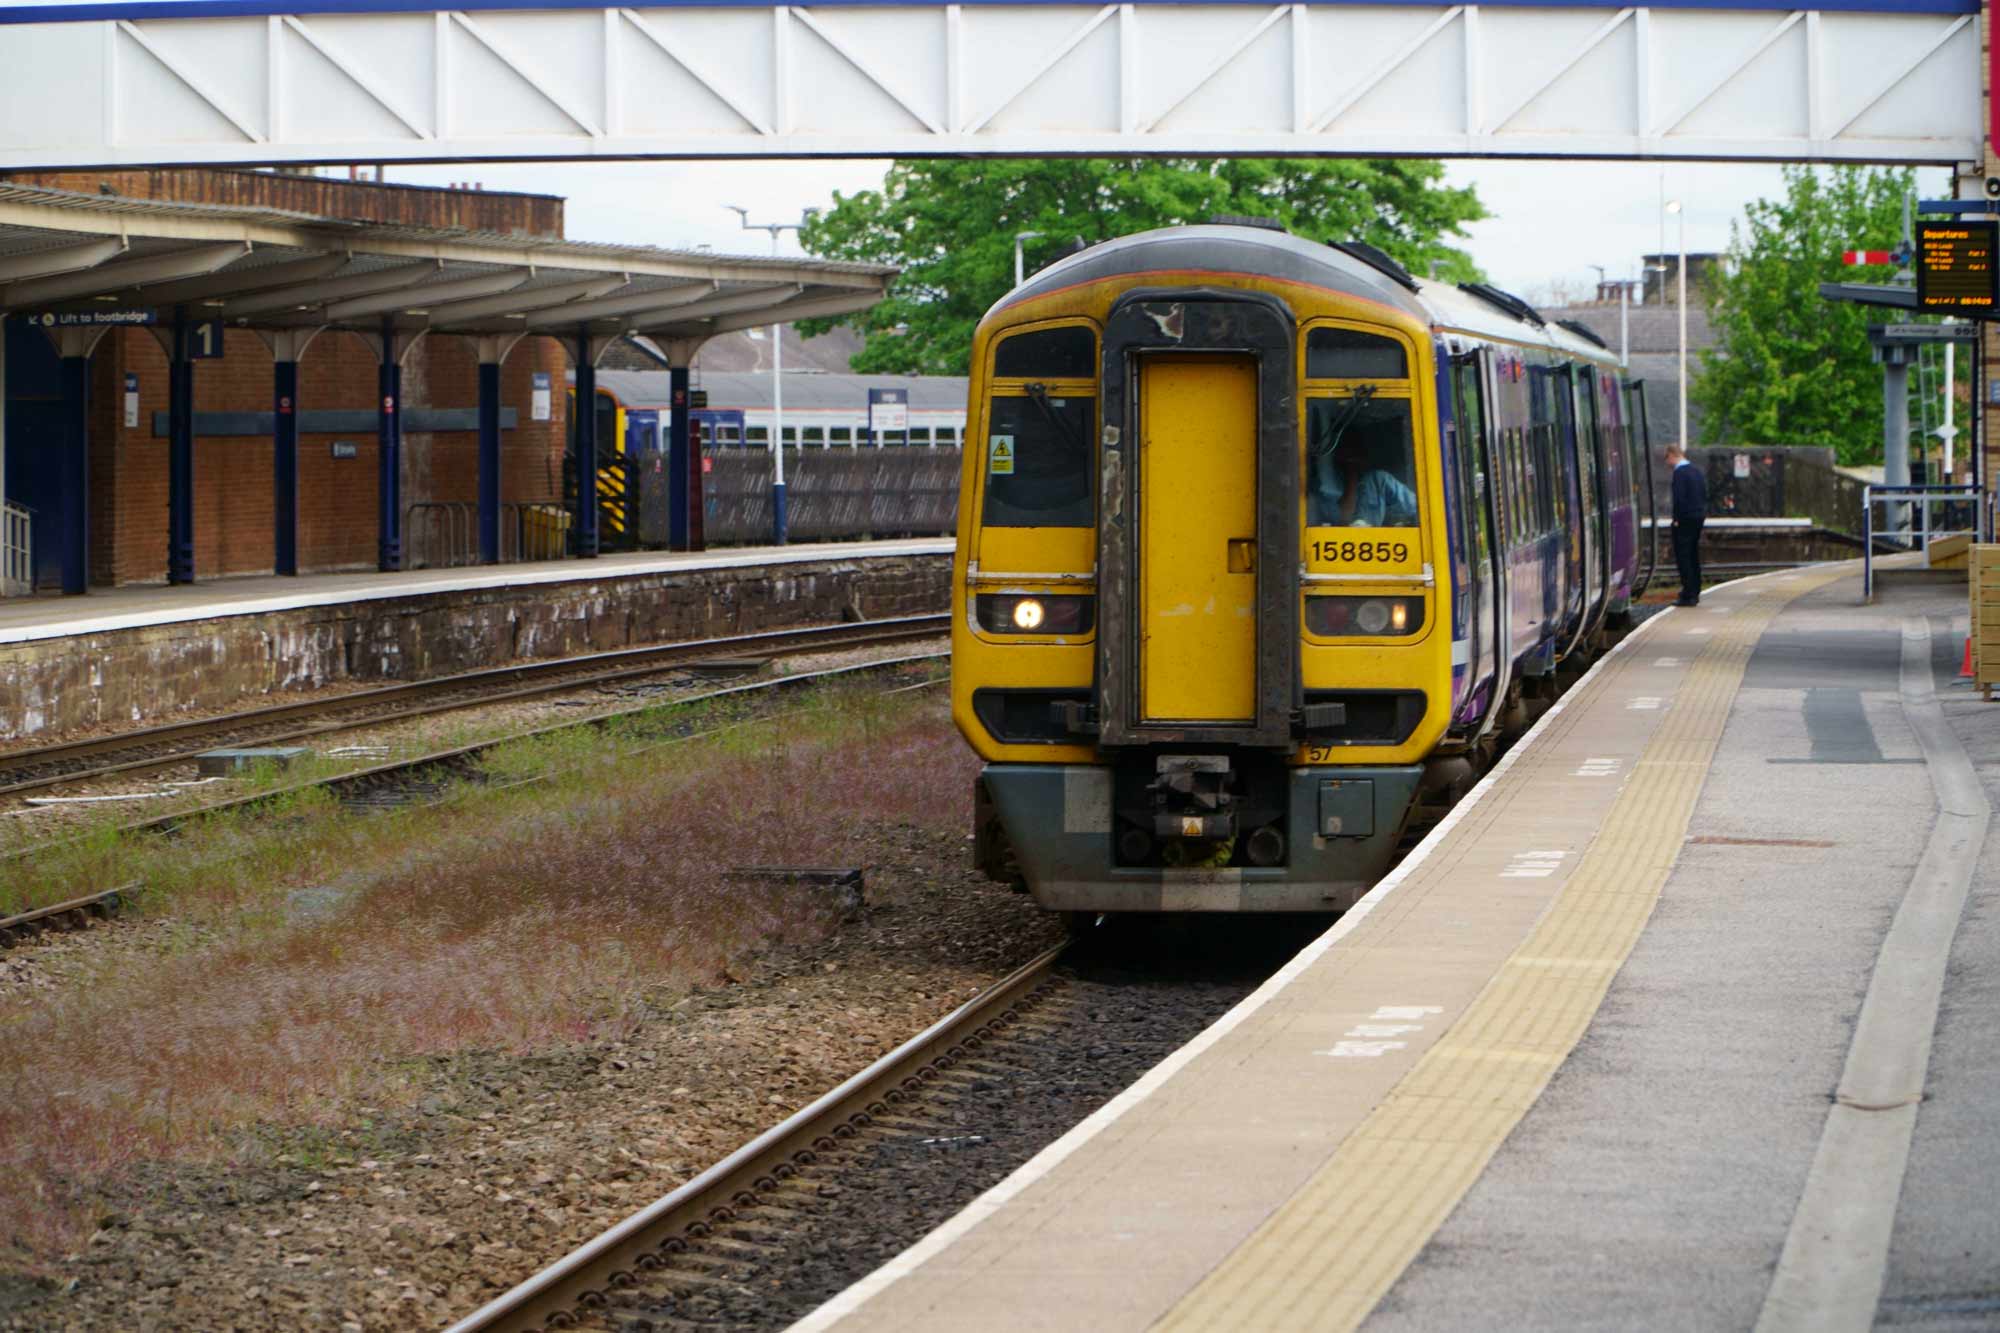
[{"x1": 0, "y1": 170, "x2": 892, "y2": 596}]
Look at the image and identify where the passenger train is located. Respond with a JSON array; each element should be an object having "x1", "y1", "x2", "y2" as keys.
[{"x1": 952, "y1": 223, "x2": 1658, "y2": 916}]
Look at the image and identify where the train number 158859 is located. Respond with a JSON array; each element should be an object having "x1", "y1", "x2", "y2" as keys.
[{"x1": 1310, "y1": 540, "x2": 1409, "y2": 564}]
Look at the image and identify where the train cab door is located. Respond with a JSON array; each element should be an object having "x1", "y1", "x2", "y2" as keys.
[
  {"x1": 1450, "y1": 351, "x2": 1501, "y2": 727},
  {"x1": 1137, "y1": 355, "x2": 1259, "y2": 723},
  {"x1": 1096, "y1": 291, "x2": 1297, "y2": 750}
]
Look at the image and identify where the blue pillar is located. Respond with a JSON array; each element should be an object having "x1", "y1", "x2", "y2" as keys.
[
  {"x1": 377, "y1": 334, "x2": 402, "y2": 572},
  {"x1": 573, "y1": 332, "x2": 598, "y2": 559},
  {"x1": 668, "y1": 365, "x2": 691, "y2": 551},
  {"x1": 168, "y1": 313, "x2": 196, "y2": 585},
  {"x1": 57, "y1": 353, "x2": 89, "y2": 595},
  {"x1": 273, "y1": 359, "x2": 299, "y2": 576},
  {"x1": 478, "y1": 359, "x2": 501, "y2": 564}
]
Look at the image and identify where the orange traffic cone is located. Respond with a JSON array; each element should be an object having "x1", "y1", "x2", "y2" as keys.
[{"x1": 1961, "y1": 636, "x2": 1975, "y2": 679}]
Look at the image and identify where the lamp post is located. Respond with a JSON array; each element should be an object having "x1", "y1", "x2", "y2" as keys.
[
  {"x1": 727, "y1": 204, "x2": 813, "y2": 545},
  {"x1": 1666, "y1": 199, "x2": 1688, "y2": 451},
  {"x1": 1013, "y1": 231, "x2": 1044, "y2": 287}
]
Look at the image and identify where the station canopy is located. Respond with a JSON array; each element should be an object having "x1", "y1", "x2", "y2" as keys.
[{"x1": 0, "y1": 182, "x2": 893, "y2": 345}]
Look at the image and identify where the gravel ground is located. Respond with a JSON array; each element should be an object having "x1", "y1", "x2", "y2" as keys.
[{"x1": 1, "y1": 820, "x2": 1065, "y2": 1333}]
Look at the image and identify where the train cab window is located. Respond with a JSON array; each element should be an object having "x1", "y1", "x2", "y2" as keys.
[
  {"x1": 1306, "y1": 395, "x2": 1418, "y2": 529},
  {"x1": 994, "y1": 325, "x2": 1096, "y2": 378},
  {"x1": 982, "y1": 391, "x2": 1094, "y2": 527},
  {"x1": 1307, "y1": 327, "x2": 1408, "y2": 379}
]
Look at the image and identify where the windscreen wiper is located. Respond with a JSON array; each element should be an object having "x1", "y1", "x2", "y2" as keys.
[{"x1": 1310, "y1": 383, "x2": 1377, "y2": 458}]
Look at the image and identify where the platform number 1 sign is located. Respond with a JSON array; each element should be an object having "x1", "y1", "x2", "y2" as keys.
[{"x1": 188, "y1": 319, "x2": 226, "y2": 359}]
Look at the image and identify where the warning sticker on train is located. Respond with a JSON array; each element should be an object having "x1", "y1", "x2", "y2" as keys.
[{"x1": 989, "y1": 436, "x2": 1015, "y2": 475}]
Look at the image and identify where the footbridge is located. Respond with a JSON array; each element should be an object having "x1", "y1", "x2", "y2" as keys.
[{"x1": 0, "y1": 0, "x2": 1981, "y2": 169}]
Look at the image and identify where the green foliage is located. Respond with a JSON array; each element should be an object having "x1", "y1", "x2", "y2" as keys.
[
  {"x1": 1692, "y1": 165, "x2": 1917, "y2": 465},
  {"x1": 798, "y1": 158, "x2": 1488, "y2": 376}
]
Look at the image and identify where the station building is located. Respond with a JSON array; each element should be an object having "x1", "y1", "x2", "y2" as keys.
[{"x1": 0, "y1": 168, "x2": 891, "y2": 597}]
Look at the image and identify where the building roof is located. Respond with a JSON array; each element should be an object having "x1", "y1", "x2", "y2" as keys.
[
  {"x1": 594, "y1": 369, "x2": 968, "y2": 413},
  {"x1": 0, "y1": 183, "x2": 893, "y2": 345},
  {"x1": 1539, "y1": 302, "x2": 1716, "y2": 357}
]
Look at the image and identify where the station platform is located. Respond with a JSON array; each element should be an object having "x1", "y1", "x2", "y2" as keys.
[
  {"x1": 0, "y1": 540, "x2": 951, "y2": 742},
  {"x1": 796, "y1": 560, "x2": 1999, "y2": 1332}
]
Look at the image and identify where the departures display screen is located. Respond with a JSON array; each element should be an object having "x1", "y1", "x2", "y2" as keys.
[{"x1": 1916, "y1": 221, "x2": 1998, "y2": 313}]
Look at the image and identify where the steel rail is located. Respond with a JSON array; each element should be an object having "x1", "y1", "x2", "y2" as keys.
[
  {"x1": 444, "y1": 943, "x2": 1068, "y2": 1333},
  {"x1": 0, "y1": 614, "x2": 949, "y2": 798},
  {"x1": 2, "y1": 649, "x2": 948, "y2": 870},
  {"x1": 0, "y1": 883, "x2": 134, "y2": 944}
]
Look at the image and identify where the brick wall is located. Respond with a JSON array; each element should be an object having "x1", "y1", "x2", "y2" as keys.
[
  {"x1": 2, "y1": 168, "x2": 563, "y2": 237},
  {"x1": 94, "y1": 327, "x2": 570, "y2": 585}
]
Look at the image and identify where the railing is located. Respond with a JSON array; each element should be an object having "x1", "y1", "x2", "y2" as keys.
[
  {"x1": 502, "y1": 503, "x2": 570, "y2": 562},
  {"x1": 1861, "y1": 484, "x2": 1993, "y2": 602},
  {"x1": 2, "y1": 501, "x2": 31, "y2": 597},
  {"x1": 408, "y1": 501, "x2": 572, "y2": 568},
  {"x1": 406, "y1": 502, "x2": 476, "y2": 570}
]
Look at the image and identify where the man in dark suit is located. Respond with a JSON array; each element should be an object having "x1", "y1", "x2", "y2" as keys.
[{"x1": 1667, "y1": 443, "x2": 1706, "y2": 606}]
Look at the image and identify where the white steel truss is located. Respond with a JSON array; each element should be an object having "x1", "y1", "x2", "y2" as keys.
[{"x1": 0, "y1": 3, "x2": 1979, "y2": 169}]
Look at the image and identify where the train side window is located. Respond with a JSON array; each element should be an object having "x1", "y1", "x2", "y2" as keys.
[
  {"x1": 982, "y1": 391, "x2": 1095, "y2": 527},
  {"x1": 1306, "y1": 395, "x2": 1419, "y2": 528},
  {"x1": 1307, "y1": 327, "x2": 1408, "y2": 379},
  {"x1": 994, "y1": 325, "x2": 1096, "y2": 378}
]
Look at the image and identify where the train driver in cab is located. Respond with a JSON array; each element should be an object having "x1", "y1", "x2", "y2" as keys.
[{"x1": 1313, "y1": 434, "x2": 1418, "y2": 528}]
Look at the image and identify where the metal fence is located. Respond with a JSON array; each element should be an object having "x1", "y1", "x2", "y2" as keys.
[
  {"x1": 2, "y1": 501, "x2": 31, "y2": 597},
  {"x1": 1861, "y1": 484, "x2": 1993, "y2": 602},
  {"x1": 701, "y1": 447, "x2": 961, "y2": 544}
]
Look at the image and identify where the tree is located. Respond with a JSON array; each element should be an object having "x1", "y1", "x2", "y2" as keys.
[
  {"x1": 1692, "y1": 165, "x2": 1916, "y2": 465},
  {"x1": 798, "y1": 158, "x2": 1487, "y2": 376}
]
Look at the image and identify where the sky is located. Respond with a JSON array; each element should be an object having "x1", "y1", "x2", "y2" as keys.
[{"x1": 386, "y1": 157, "x2": 1953, "y2": 305}]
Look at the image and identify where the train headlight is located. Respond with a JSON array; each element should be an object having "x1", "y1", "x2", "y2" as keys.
[
  {"x1": 976, "y1": 594, "x2": 1096, "y2": 635},
  {"x1": 1305, "y1": 596, "x2": 1424, "y2": 638}
]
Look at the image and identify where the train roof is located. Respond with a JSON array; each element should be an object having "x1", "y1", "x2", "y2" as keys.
[{"x1": 1000, "y1": 225, "x2": 1620, "y2": 368}]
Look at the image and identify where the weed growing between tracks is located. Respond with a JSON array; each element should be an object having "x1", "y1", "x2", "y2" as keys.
[{"x1": 0, "y1": 672, "x2": 975, "y2": 1267}]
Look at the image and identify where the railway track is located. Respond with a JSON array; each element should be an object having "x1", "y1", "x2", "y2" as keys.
[
  {"x1": 446, "y1": 945, "x2": 1071, "y2": 1333},
  {"x1": 445, "y1": 922, "x2": 1297, "y2": 1333},
  {"x1": 0, "y1": 614, "x2": 949, "y2": 798},
  {"x1": 0, "y1": 643, "x2": 951, "y2": 943}
]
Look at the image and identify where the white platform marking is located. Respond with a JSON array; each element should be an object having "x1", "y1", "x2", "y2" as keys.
[
  {"x1": 1315, "y1": 1005, "x2": 1447, "y2": 1058},
  {"x1": 1573, "y1": 757, "x2": 1620, "y2": 777},
  {"x1": 1654, "y1": 657, "x2": 1684, "y2": 668},
  {"x1": 1501, "y1": 849, "x2": 1568, "y2": 879},
  {"x1": 1628, "y1": 697, "x2": 1663, "y2": 710}
]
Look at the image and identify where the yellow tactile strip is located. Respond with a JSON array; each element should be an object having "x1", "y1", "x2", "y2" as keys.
[{"x1": 1158, "y1": 567, "x2": 1851, "y2": 1333}]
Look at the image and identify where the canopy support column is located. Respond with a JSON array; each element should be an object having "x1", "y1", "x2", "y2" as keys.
[
  {"x1": 470, "y1": 334, "x2": 525, "y2": 566},
  {"x1": 259, "y1": 328, "x2": 322, "y2": 578},
  {"x1": 48, "y1": 327, "x2": 107, "y2": 594},
  {"x1": 169, "y1": 312, "x2": 196, "y2": 584}
]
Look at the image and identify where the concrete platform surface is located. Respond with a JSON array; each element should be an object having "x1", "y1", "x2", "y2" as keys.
[
  {"x1": 794, "y1": 563, "x2": 1999, "y2": 1333},
  {"x1": 0, "y1": 539, "x2": 953, "y2": 645}
]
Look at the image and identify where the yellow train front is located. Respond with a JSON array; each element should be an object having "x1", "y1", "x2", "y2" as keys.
[{"x1": 954, "y1": 223, "x2": 1461, "y2": 915}]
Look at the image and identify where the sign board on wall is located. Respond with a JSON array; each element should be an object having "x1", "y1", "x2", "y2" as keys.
[
  {"x1": 868, "y1": 388, "x2": 909, "y2": 439},
  {"x1": 123, "y1": 372, "x2": 138, "y2": 429},
  {"x1": 531, "y1": 372, "x2": 552, "y2": 422},
  {"x1": 30, "y1": 309, "x2": 155, "y2": 327},
  {"x1": 331, "y1": 441, "x2": 358, "y2": 459}
]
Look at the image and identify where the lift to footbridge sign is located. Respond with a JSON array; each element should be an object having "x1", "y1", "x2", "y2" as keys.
[{"x1": 0, "y1": 0, "x2": 1980, "y2": 169}]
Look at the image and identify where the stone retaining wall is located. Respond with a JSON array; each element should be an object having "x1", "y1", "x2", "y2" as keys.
[{"x1": 0, "y1": 554, "x2": 951, "y2": 742}]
